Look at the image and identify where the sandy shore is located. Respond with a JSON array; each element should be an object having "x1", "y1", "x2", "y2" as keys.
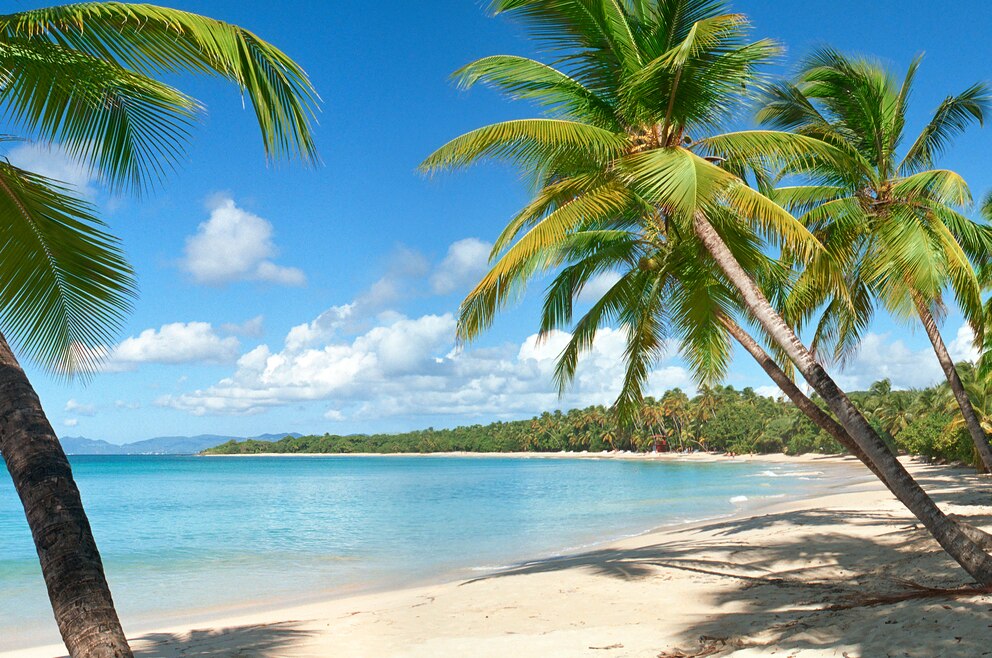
[
  {"x1": 203, "y1": 450, "x2": 850, "y2": 462},
  {"x1": 6, "y1": 456, "x2": 992, "y2": 658}
]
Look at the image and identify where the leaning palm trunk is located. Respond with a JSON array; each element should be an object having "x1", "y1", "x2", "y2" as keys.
[
  {"x1": 723, "y1": 314, "x2": 992, "y2": 550},
  {"x1": 0, "y1": 333, "x2": 132, "y2": 658},
  {"x1": 720, "y1": 315, "x2": 889, "y2": 484},
  {"x1": 912, "y1": 293, "x2": 992, "y2": 473},
  {"x1": 695, "y1": 214, "x2": 992, "y2": 583}
]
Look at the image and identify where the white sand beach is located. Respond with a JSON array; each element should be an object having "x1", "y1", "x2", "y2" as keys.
[{"x1": 5, "y1": 455, "x2": 992, "y2": 658}]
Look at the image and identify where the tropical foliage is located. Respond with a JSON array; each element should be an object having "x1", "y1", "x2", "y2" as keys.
[
  {"x1": 205, "y1": 376, "x2": 980, "y2": 463},
  {"x1": 424, "y1": 0, "x2": 992, "y2": 584},
  {"x1": 760, "y1": 50, "x2": 992, "y2": 469}
]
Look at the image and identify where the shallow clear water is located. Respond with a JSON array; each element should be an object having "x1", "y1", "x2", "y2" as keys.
[{"x1": 0, "y1": 455, "x2": 853, "y2": 649}]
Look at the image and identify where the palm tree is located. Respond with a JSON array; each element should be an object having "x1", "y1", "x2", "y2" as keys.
[
  {"x1": 943, "y1": 362, "x2": 992, "y2": 441},
  {"x1": 0, "y1": 5, "x2": 318, "y2": 657},
  {"x1": 758, "y1": 50, "x2": 992, "y2": 471},
  {"x1": 423, "y1": 0, "x2": 992, "y2": 583}
]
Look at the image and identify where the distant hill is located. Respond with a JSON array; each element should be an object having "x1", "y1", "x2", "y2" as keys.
[{"x1": 60, "y1": 433, "x2": 302, "y2": 455}]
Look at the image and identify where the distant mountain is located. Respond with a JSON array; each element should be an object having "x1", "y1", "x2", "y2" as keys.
[
  {"x1": 59, "y1": 433, "x2": 302, "y2": 455},
  {"x1": 59, "y1": 436, "x2": 124, "y2": 456}
]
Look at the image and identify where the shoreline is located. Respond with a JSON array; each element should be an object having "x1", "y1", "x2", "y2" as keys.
[
  {"x1": 3, "y1": 455, "x2": 869, "y2": 654},
  {"x1": 200, "y1": 449, "x2": 864, "y2": 464},
  {"x1": 11, "y1": 453, "x2": 976, "y2": 658}
]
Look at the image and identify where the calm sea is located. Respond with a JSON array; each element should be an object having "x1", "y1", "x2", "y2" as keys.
[{"x1": 0, "y1": 455, "x2": 858, "y2": 649}]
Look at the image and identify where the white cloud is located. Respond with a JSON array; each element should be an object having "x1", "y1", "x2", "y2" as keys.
[
  {"x1": 430, "y1": 238, "x2": 491, "y2": 295},
  {"x1": 64, "y1": 399, "x2": 96, "y2": 416},
  {"x1": 158, "y1": 309, "x2": 693, "y2": 418},
  {"x1": 831, "y1": 331, "x2": 945, "y2": 391},
  {"x1": 754, "y1": 385, "x2": 785, "y2": 400},
  {"x1": 7, "y1": 144, "x2": 95, "y2": 196},
  {"x1": 284, "y1": 247, "x2": 433, "y2": 352},
  {"x1": 221, "y1": 315, "x2": 265, "y2": 338},
  {"x1": 949, "y1": 324, "x2": 981, "y2": 363},
  {"x1": 107, "y1": 322, "x2": 240, "y2": 371},
  {"x1": 63, "y1": 418, "x2": 79, "y2": 428},
  {"x1": 182, "y1": 197, "x2": 305, "y2": 286},
  {"x1": 114, "y1": 400, "x2": 141, "y2": 410}
]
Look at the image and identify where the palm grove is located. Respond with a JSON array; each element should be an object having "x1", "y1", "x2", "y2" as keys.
[
  {"x1": 423, "y1": 0, "x2": 992, "y2": 592},
  {"x1": 206, "y1": 377, "x2": 990, "y2": 461},
  {"x1": 6, "y1": 0, "x2": 992, "y2": 656}
]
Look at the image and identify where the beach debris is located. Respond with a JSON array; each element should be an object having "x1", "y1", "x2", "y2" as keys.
[
  {"x1": 410, "y1": 596, "x2": 435, "y2": 608},
  {"x1": 589, "y1": 643, "x2": 624, "y2": 650},
  {"x1": 658, "y1": 635, "x2": 741, "y2": 657}
]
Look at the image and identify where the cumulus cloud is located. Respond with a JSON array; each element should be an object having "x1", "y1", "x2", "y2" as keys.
[
  {"x1": 64, "y1": 399, "x2": 96, "y2": 416},
  {"x1": 284, "y1": 247, "x2": 431, "y2": 351},
  {"x1": 154, "y1": 235, "x2": 701, "y2": 421},
  {"x1": 115, "y1": 400, "x2": 141, "y2": 410},
  {"x1": 158, "y1": 309, "x2": 693, "y2": 419},
  {"x1": 182, "y1": 197, "x2": 305, "y2": 286},
  {"x1": 106, "y1": 322, "x2": 240, "y2": 371},
  {"x1": 63, "y1": 418, "x2": 79, "y2": 428},
  {"x1": 430, "y1": 238, "x2": 492, "y2": 295},
  {"x1": 949, "y1": 324, "x2": 981, "y2": 363},
  {"x1": 830, "y1": 331, "x2": 947, "y2": 391},
  {"x1": 754, "y1": 385, "x2": 786, "y2": 400}
]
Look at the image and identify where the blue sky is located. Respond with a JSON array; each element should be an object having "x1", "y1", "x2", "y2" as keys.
[{"x1": 18, "y1": 0, "x2": 992, "y2": 443}]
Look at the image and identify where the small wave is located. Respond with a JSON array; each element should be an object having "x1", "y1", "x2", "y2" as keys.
[
  {"x1": 730, "y1": 495, "x2": 748, "y2": 503},
  {"x1": 751, "y1": 469, "x2": 824, "y2": 479}
]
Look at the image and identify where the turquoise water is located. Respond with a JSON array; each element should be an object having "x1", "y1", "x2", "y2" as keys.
[{"x1": 0, "y1": 455, "x2": 854, "y2": 649}]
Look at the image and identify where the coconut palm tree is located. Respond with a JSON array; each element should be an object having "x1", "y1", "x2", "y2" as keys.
[
  {"x1": 0, "y1": 5, "x2": 318, "y2": 657},
  {"x1": 423, "y1": 0, "x2": 992, "y2": 583},
  {"x1": 758, "y1": 49, "x2": 992, "y2": 472},
  {"x1": 943, "y1": 362, "x2": 992, "y2": 438}
]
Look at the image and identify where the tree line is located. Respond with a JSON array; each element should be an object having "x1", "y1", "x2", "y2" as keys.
[{"x1": 204, "y1": 371, "x2": 987, "y2": 464}]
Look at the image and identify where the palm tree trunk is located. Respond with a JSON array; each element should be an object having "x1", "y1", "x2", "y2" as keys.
[
  {"x1": 0, "y1": 333, "x2": 132, "y2": 658},
  {"x1": 912, "y1": 293, "x2": 992, "y2": 473},
  {"x1": 722, "y1": 316, "x2": 992, "y2": 548},
  {"x1": 694, "y1": 213, "x2": 992, "y2": 584},
  {"x1": 719, "y1": 315, "x2": 889, "y2": 483}
]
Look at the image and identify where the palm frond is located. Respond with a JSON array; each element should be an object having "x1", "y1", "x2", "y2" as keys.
[
  {"x1": 0, "y1": 162, "x2": 135, "y2": 375},
  {"x1": 452, "y1": 55, "x2": 618, "y2": 127},
  {"x1": 893, "y1": 169, "x2": 972, "y2": 207},
  {"x1": 0, "y1": 2, "x2": 320, "y2": 165},
  {"x1": 696, "y1": 129, "x2": 871, "y2": 181},
  {"x1": 420, "y1": 119, "x2": 626, "y2": 174},
  {"x1": 900, "y1": 82, "x2": 990, "y2": 174},
  {"x1": 552, "y1": 267, "x2": 648, "y2": 396},
  {"x1": 0, "y1": 38, "x2": 199, "y2": 191}
]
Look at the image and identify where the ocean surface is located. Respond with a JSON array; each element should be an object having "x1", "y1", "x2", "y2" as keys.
[{"x1": 0, "y1": 455, "x2": 856, "y2": 649}]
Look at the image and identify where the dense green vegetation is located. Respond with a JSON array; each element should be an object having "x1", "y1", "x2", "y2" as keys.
[{"x1": 204, "y1": 374, "x2": 981, "y2": 463}]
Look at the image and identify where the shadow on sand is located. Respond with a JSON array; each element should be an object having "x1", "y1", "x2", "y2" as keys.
[
  {"x1": 130, "y1": 621, "x2": 314, "y2": 657},
  {"x1": 462, "y1": 464, "x2": 992, "y2": 657}
]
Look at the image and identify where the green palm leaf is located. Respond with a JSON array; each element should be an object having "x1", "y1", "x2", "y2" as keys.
[
  {"x1": 900, "y1": 82, "x2": 990, "y2": 174},
  {"x1": 0, "y1": 162, "x2": 135, "y2": 375},
  {"x1": 0, "y1": 38, "x2": 199, "y2": 191},
  {"x1": 453, "y1": 55, "x2": 618, "y2": 127},
  {"x1": 420, "y1": 119, "x2": 626, "y2": 174},
  {"x1": 893, "y1": 169, "x2": 972, "y2": 207},
  {"x1": 0, "y1": 2, "x2": 320, "y2": 169}
]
